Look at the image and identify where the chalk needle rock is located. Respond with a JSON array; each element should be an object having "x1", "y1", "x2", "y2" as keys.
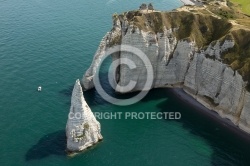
[{"x1": 66, "y1": 79, "x2": 102, "y2": 152}]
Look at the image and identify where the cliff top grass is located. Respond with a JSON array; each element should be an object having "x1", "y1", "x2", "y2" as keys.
[
  {"x1": 116, "y1": 1, "x2": 250, "y2": 89},
  {"x1": 229, "y1": 0, "x2": 250, "y2": 15},
  {"x1": 201, "y1": 0, "x2": 250, "y2": 15},
  {"x1": 124, "y1": 10, "x2": 233, "y2": 47}
]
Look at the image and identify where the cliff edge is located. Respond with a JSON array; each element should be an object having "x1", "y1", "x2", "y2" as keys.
[{"x1": 82, "y1": 3, "x2": 250, "y2": 134}]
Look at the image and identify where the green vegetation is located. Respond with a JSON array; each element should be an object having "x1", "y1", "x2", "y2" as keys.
[
  {"x1": 230, "y1": 0, "x2": 250, "y2": 15},
  {"x1": 221, "y1": 29, "x2": 250, "y2": 88},
  {"x1": 112, "y1": 2, "x2": 250, "y2": 89},
  {"x1": 208, "y1": 6, "x2": 236, "y2": 19},
  {"x1": 84, "y1": 123, "x2": 89, "y2": 130},
  {"x1": 124, "y1": 11, "x2": 232, "y2": 47},
  {"x1": 112, "y1": 12, "x2": 118, "y2": 19},
  {"x1": 206, "y1": 1, "x2": 248, "y2": 19},
  {"x1": 236, "y1": 19, "x2": 250, "y2": 27},
  {"x1": 108, "y1": 34, "x2": 121, "y2": 47}
]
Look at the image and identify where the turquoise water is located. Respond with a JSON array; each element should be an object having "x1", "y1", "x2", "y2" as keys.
[{"x1": 1, "y1": 0, "x2": 250, "y2": 165}]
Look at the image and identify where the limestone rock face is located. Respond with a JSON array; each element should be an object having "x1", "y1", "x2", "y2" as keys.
[
  {"x1": 82, "y1": 18, "x2": 122, "y2": 90},
  {"x1": 184, "y1": 53, "x2": 245, "y2": 125},
  {"x1": 66, "y1": 79, "x2": 102, "y2": 152},
  {"x1": 82, "y1": 11, "x2": 250, "y2": 134},
  {"x1": 239, "y1": 92, "x2": 250, "y2": 133}
]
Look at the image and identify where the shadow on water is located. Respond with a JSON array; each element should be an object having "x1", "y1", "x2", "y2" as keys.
[
  {"x1": 82, "y1": 80, "x2": 250, "y2": 165},
  {"x1": 25, "y1": 130, "x2": 66, "y2": 161},
  {"x1": 59, "y1": 71, "x2": 145, "y2": 107},
  {"x1": 58, "y1": 72, "x2": 250, "y2": 165},
  {"x1": 155, "y1": 88, "x2": 250, "y2": 165}
]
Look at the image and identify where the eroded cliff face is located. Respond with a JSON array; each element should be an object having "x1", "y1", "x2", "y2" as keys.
[
  {"x1": 66, "y1": 79, "x2": 103, "y2": 152},
  {"x1": 82, "y1": 10, "x2": 250, "y2": 133}
]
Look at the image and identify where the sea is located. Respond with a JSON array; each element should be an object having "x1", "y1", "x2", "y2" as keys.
[{"x1": 1, "y1": 0, "x2": 250, "y2": 165}]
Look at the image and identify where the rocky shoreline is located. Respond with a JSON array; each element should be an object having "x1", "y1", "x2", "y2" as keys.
[
  {"x1": 170, "y1": 88, "x2": 250, "y2": 139},
  {"x1": 82, "y1": 6, "x2": 250, "y2": 135}
]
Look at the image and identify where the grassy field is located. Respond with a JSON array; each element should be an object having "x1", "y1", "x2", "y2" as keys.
[{"x1": 230, "y1": 0, "x2": 250, "y2": 15}]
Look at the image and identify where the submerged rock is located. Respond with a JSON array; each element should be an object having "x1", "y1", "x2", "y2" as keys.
[{"x1": 66, "y1": 79, "x2": 102, "y2": 152}]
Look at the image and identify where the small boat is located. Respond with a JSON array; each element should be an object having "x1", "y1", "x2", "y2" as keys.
[{"x1": 38, "y1": 86, "x2": 42, "y2": 91}]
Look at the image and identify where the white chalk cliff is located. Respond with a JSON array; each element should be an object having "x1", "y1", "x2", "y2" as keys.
[
  {"x1": 66, "y1": 79, "x2": 103, "y2": 152},
  {"x1": 82, "y1": 10, "x2": 250, "y2": 134}
]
